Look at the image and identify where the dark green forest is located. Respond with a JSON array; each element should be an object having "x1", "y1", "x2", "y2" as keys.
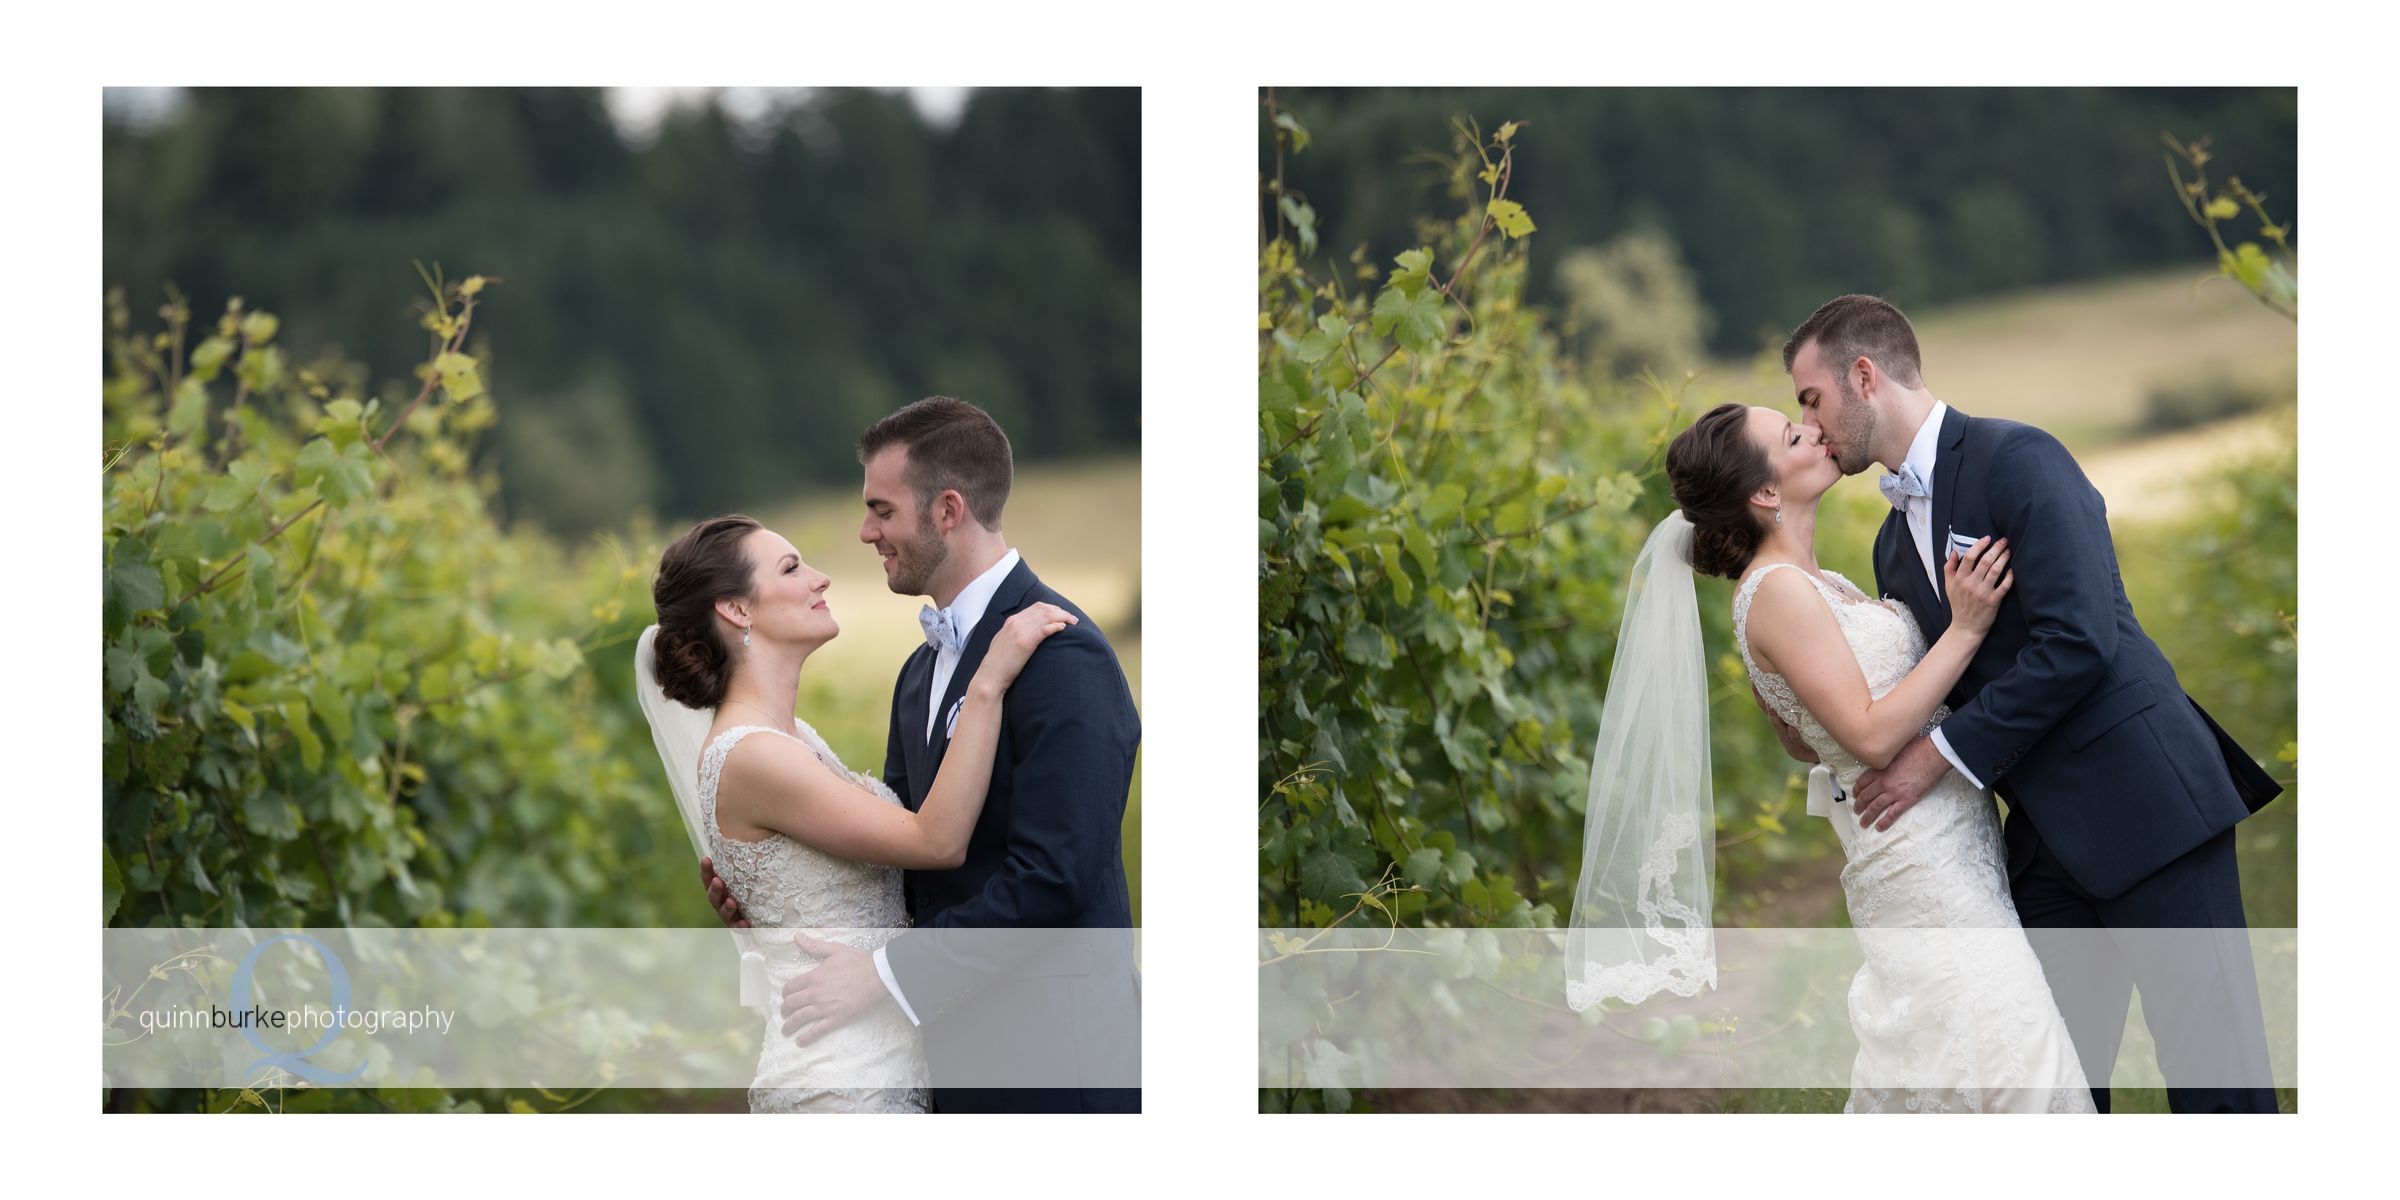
[
  {"x1": 104, "y1": 87, "x2": 1140, "y2": 536},
  {"x1": 1264, "y1": 88, "x2": 2295, "y2": 356}
]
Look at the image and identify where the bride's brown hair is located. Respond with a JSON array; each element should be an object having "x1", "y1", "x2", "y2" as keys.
[
  {"x1": 1665, "y1": 403, "x2": 1775, "y2": 581},
  {"x1": 651, "y1": 515, "x2": 763, "y2": 709}
]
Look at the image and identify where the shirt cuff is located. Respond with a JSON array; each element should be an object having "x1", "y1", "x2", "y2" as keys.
[
  {"x1": 1929, "y1": 727, "x2": 1985, "y2": 790},
  {"x1": 872, "y1": 944, "x2": 922, "y2": 1027}
]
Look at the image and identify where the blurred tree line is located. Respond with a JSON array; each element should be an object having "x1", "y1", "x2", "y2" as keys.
[
  {"x1": 1264, "y1": 88, "x2": 2294, "y2": 363},
  {"x1": 105, "y1": 87, "x2": 1140, "y2": 538}
]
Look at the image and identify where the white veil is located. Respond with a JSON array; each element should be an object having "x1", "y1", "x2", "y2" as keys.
[
  {"x1": 634, "y1": 625, "x2": 768, "y2": 1006},
  {"x1": 1564, "y1": 511, "x2": 1717, "y2": 1010}
]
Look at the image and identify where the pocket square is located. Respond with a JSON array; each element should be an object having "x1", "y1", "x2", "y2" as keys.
[
  {"x1": 1945, "y1": 529, "x2": 1985, "y2": 559},
  {"x1": 943, "y1": 696, "x2": 964, "y2": 740}
]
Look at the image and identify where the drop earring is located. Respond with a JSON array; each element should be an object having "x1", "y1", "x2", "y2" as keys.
[
  {"x1": 743, "y1": 626, "x2": 752, "y2": 647},
  {"x1": 1774, "y1": 505, "x2": 1783, "y2": 524}
]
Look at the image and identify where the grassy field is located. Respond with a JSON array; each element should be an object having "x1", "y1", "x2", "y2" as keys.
[
  {"x1": 753, "y1": 455, "x2": 1143, "y2": 922},
  {"x1": 1706, "y1": 265, "x2": 2297, "y2": 518},
  {"x1": 1709, "y1": 266, "x2": 2294, "y2": 443}
]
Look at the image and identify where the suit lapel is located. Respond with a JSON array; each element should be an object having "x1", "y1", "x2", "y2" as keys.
[
  {"x1": 928, "y1": 559, "x2": 1041, "y2": 769},
  {"x1": 1910, "y1": 405, "x2": 1970, "y2": 642},
  {"x1": 1927, "y1": 407, "x2": 1969, "y2": 605},
  {"x1": 897, "y1": 646, "x2": 933, "y2": 808},
  {"x1": 1875, "y1": 511, "x2": 1933, "y2": 621}
]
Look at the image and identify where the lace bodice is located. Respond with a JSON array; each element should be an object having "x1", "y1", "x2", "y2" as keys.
[
  {"x1": 1734, "y1": 564, "x2": 1947, "y2": 791},
  {"x1": 1729, "y1": 562, "x2": 2091, "y2": 1113},
  {"x1": 699, "y1": 722, "x2": 928, "y2": 1113},
  {"x1": 699, "y1": 724, "x2": 912, "y2": 940}
]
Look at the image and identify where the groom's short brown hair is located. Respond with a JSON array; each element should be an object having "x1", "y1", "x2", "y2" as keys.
[
  {"x1": 1782, "y1": 294, "x2": 1925, "y2": 391},
  {"x1": 857, "y1": 395, "x2": 1014, "y2": 531}
]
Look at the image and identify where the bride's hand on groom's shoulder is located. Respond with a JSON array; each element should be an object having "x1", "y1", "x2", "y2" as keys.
[
  {"x1": 699, "y1": 857, "x2": 749, "y2": 928},
  {"x1": 973, "y1": 602, "x2": 1079, "y2": 694}
]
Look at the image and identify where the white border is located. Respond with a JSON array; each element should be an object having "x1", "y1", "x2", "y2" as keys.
[{"x1": 7, "y1": 0, "x2": 2381, "y2": 1191}]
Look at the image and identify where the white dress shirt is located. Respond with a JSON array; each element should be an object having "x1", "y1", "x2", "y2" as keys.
[
  {"x1": 875, "y1": 547, "x2": 1021, "y2": 1027},
  {"x1": 1897, "y1": 403, "x2": 1946, "y2": 593},
  {"x1": 1888, "y1": 404, "x2": 1986, "y2": 790},
  {"x1": 923, "y1": 549, "x2": 1020, "y2": 742}
]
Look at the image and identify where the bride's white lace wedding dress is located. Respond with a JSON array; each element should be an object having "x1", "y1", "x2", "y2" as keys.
[
  {"x1": 1736, "y1": 563, "x2": 2092, "y2": 1114},
  {"x1": 698, "y1": 723, "x2": 931, "y2": 1114}
]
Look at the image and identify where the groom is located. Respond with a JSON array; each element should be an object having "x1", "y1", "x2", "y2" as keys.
[
  {"x1": 702, "y1": 395, "x2": 1141, "y2": 1113},
  {"x1": 1769, "y1": 295, "x2": 2282, "y2": 1113}
]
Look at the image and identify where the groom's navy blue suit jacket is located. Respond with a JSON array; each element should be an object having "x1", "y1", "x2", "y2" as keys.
[
  {"x1": 1872, "y1": 406, "x2": 2280, "y2": 899},
  {"x1": 877, "y1": 558, "x2": 1140, "y2": 1108}
]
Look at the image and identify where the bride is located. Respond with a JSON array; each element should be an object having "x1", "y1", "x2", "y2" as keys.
[
  {"x1": 1567, "y1": 402, "x2": 2090, "y2": 1113},
  {"x1": 636, "y1": 514, "x2": 1073, "y2": 1113}
]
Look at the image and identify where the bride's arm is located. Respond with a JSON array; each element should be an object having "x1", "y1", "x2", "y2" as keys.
[
  {"x1": 716, "y1": 603, "x2": 1077, "y2": 870},
  {"x1": 1746, "y1": 540, "x2": 2012, "y2": 770}
]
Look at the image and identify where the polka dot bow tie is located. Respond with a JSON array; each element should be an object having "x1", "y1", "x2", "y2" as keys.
[
  {"x1": 1877, "y1": 464, "x2": 1929, "y2": 510},
  {"x1": 919, "y1": 606, "x2": 965, "y2": 654}
]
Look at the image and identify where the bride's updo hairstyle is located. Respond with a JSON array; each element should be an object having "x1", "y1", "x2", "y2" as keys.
[
  {"x1": 1665, "y1": 402, "x2": 1775, "y2": 580},
  {"x1": 651, "y1": 514, "x2": 764, "y2": 709}
]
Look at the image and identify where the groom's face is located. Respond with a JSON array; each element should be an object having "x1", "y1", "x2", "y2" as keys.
[
  {"x1": 1791, "y1": 339, "x2": 1876, "y2": 477},
  {"x1": 860, "y1": 445, "x2": 948, "y2": 597}
]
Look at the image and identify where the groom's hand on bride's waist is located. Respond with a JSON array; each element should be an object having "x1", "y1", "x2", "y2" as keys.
[
  {"x1": 699, "y1": 857, "x2": 749, "y2": 929},
  {"x1": 1851, "y1": 736, "x2": 1949, "y2": 832},
  {"x1": 783, "y1": 933, "x2": 889, "y2": 1046}
]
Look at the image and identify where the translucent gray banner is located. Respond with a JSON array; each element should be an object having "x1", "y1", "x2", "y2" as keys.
[
  {"x1": 1258, "y1": 928, "x2": 2294, "y2": 1091},
  {"x1": 103, "y1": 928, "x2": 1139, "y2": 1089}
]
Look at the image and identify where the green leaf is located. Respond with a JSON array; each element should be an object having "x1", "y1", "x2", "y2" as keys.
[
  {"x1": 247, "y1": 545, "x2": 277, "y2": 607},
  {"x1": 112, "y1": 561, "x2": 165, "y2": 616},
  {"x1": 1595, "y1": 470, "x2": 1642, "y2": 512},
  {"x1": 1402, "y1": 846, "x2": 1445, "y2": 886},
  {"x1": 238, "y1": 311, "x2": 280, "y2": 346},
  {"x1": 1295, "y1": 315, "x2": 1350, "y2": 366},
  {"x1": 1402, "y1": 523, "x2": 1437, "y2": 576},
  {"x1": 533, "y1": 638, "x2": 584, "y2": 681},
  {"x1": 1273, "y1": 110, "x2": 1310, "y2": 154},
  {"x1": 1297, "y1": 826, "x2": 1373, "y2": 905},
  {"x1": 1281, "y1": 197, "x2": 1319, "y2": 258},
  {"x1": 167, "y1": 379, "x2": 210, "y2": 438},
  {"x1": 1421, "y1": 483, "x2": 1467, "y2": 527},
  {"x1": 1388, "y1": 248, "x2": 1433, "y2": 299},
  {"x1": 282, "y1": 702, "x2": 323, "y2": 771},
  {"x1": 1340, "y1": 625, "x2": 1392, "y2": 668},
  {"x1": 244, "y1": 791, "x2": 300, "y2": 838},
  {"x1": 1377, "y1": 541, "x2": 1412, "y2": 604},
  {"x1": 312, "y1": 679, "x2": 354, "y2": 744},
  {"x1": 103, "y1": 846, "x2": 124, "y2": 925},
  {"x1": 202, "y1": 461, "x2": 270, "y2": 513},
  {"x1": 1487, "y1": 199, "x2": 1536, "y2": 239},
  {"x1": 435, "y1": 351, "x2": 484, "y2": 402},
  {"x1": 316, "y1": 398, "x2": 366, "y2": 449},
  {"x1": 188, "y1": 336, "x2": 236, "y2": 382},
  {"x1": 295, "y1": 438, "x2": 374, "y2": 506},
  {"x1": 1372, "y1": 286, "x2": 1445, "y2": 356}
]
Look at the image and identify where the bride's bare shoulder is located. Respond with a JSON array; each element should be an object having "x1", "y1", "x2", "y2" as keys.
[
  {"x1": 1740, "y1": 563, "x2": 1825, "y2": 609},
  {"x1": 1739, "y1": 566, "x2": 1841, "y2": 641},
  {"x1": 717, "y1": 727, "x2": 836, "y2": 791}
]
